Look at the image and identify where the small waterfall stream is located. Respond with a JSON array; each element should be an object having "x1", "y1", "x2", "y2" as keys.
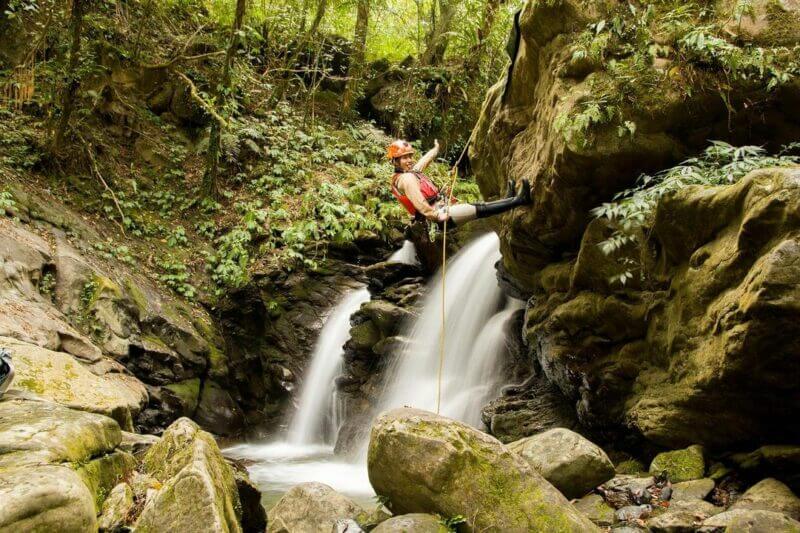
[
  {"x1": 227, "y1": 233, "x2": 519, "y2": 508},
  {"x1": 288, "y1": 287, "x2": 371, "y2": 445}
]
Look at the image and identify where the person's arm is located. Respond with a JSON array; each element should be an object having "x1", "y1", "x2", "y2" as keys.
[
  {"x1": 397, "y1": 173, "x2": 440, "y2": 221},
  {"x1": 413, "y1": 139, "x2": 440, "y2": 172}
]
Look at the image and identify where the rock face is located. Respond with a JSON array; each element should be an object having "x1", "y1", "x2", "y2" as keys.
[
  {"x1": 136, "y1": 417, "x2": 243, "y2": 533},
  {"x1": 267, "y1": 482, "x2": 364, "y2": 533},
  {"x1": 368, "y1": 408, "x2": 599, "y2": 532},
  {"x1": 467, "y1": 0, "x2": 800, "y2": 450},
  {"x1": 508, "y1": 427, "x2": 615, "y2": 498}
]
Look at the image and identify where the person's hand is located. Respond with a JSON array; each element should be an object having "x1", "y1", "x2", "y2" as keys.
[{"x1": 436, "y1": 208, "x2": 449, "y2": 223}]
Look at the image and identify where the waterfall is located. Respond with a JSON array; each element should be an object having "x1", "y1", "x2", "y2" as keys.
[
  {"x1": 370, "y1": 232, "x2": 517, "y2": 431},
  {"x1": 287, "y1": 287, "x2": 371, "y2": 445},
  {"x1": 387, "y1": 240, "x2": 419, "y2": 265}
]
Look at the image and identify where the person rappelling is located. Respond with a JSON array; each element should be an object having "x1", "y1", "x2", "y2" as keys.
[{"x1": 387, "y1": 139, "x2": 531, "y2": 226}]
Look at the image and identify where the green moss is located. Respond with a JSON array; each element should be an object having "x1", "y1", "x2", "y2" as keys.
[
  {"x1": 124, "y1": 278, "x2": 150, "y2": 316},
  {"x1": 616, "y1": 459, "x2": 646, "y2": 475},
  {"x1": 75, "y1": 451, "x2": 137, "y2": 511},
  {"x1": 649, "y1": 444, "x2": 705, "y2": 482},
  {"x1": 15, "y1": 376, "x2": 45, "y2": 394},
  {"x1": 165, "y1": 378, "x2": 201, "y2": 414}
]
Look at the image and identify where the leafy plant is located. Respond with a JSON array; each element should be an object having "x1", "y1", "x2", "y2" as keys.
[
  {"x1": 438, "y1": 514, "x2": 467, "y2": 532},
  {"x1": 158, "y1": 257, "x2": 196, "y2": 300},
  {"x1": 592, "y1": 141, "x2": 800, "y2": 284}
]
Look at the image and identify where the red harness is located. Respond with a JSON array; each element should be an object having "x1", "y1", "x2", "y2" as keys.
[{"x1": 391, "y1": 171, "x2": 440, "y2": 218}]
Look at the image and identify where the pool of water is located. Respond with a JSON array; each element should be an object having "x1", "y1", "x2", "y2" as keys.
[{"x1": 224, "y1": 442, "x2": 376, "y2": 510}]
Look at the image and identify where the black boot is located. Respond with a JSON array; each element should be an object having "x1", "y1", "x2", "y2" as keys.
[{"x1": 475, "y1": 179, "x2": 531, "y2": 219}]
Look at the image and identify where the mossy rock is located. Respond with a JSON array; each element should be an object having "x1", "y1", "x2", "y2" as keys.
[
  {"x1": 164, "y1": 378, "x2": 201, "y2": 416},
  {"x1": 368, "y1": 408, "x2": 600, "y2": 532},
  {"x1": 75, "y1": 450, "x2": 137, "y2": 511},
  {"x1": 649, "y1": 445, "x2": 705, "y2": 483},
  {"x1": 138, "y1": 418, "x2": 242, "y2": 532}
]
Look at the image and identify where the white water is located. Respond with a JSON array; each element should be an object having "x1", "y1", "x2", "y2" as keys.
[
  {"x1": 226, "y1": 234, "x2": 519, "y2": 508},
  {"x1": 372, "y1": 232, "x2": 508, "y2": 427},
  {"x1": 387, "y1": 240, "x2": 419, "y2": 265},
  {"x1": 287, "y1": 287, "x2": 371, "y2": 445}
]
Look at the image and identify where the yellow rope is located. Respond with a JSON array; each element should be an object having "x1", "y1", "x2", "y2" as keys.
[{"x1": 435, "y1": 143, "x2": 470, "y2": 415}]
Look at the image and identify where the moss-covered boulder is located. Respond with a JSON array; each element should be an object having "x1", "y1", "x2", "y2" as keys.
[
  {"x1": 137, "y1": 417, "x2": 243, "y2": 533},
  {"x1": 573, "y1": 494, "x2": 615, "y2": 527},
  {"x1": 267, "y1": 482, "x2": 364, "y2": 533},
  {"x1": 508, "y1": 428, "x2": 615, "y2": 499},
  {"x1": 372, "y1": 514, "x2": 447, "y2": 533},
  {"x1": 367, "y1": 408, "x2": 600, "y2": 532},
  {"x1": 3, "y1": 336, "x2": 147, "y2": 430},
  {"x1": 702, "y1": 509, "x2": 800, "y2": 532},
  {"x1": 98, "y1": 483, "x2": 135, "y2": 532},
  {"x1": 649, "y1": 445, "x2": 705, "y2": 483},
  {"x1": 731, "y1": 479, "x2": 800, "y2": 520}
]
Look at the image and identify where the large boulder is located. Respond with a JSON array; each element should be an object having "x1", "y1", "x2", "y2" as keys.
[
  {"x1": 367, "y1": 408, "x2": 599, "y2": 532},
  {"x1": 730, "y1": 478, "x2": 800, "y2": 520},
  {"x1": 467, "y1": 0, "x2": 800, "y2": 451},
  {"x1": 508, "y1": 427, "x2": 615, "y2": 498},
  {"x1": 267, "y1": 482, "x2": 364, "y2": 533},
  {"x1": 136, "y1": 417, "x2": 243, "y2": 532},
  {"x1": 701, "y1": 509, "x2": 800, "y2": 532}
]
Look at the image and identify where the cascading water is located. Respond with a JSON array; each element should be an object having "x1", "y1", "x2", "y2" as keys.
[
  {"x1": 287, "y1": 287, "x2": 371, "y2": 445},
  {"x1": 226, "y1": 233, "x2": 520, "y2": 508}
]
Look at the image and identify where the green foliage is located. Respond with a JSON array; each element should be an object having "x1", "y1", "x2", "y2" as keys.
[
  {"x1": 158, "y1": 257, "x2": 197, "y2": 300},
  {"x1": 39, "y1": 270, "x2": 56, "y2": 302},
  {"x1": 592, "y1": 141, "x2": 800, "y2": 284},
  {"x1": 439, "y1": 514, "x2": 467, "y2": 532},
  {"x1": 554, "y1": 95, "x2": 621, "y2": 148},
  {"x1": 92, "y1": 241, "x2": 136, "y2": 266},
  {"x1": 0, "y1": 190, "x2": 17, "y2": 215},
  {"x1": 167, "y1": 226, "x2": 189, "y2": 248}
]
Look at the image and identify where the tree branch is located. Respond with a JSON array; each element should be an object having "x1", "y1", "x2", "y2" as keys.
[{"x1": 172, "y1": 70, "x2": 229, "y2": 127}]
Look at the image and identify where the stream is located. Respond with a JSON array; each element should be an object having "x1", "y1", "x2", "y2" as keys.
[{"x1": 226, "y1": 233, "x2": 520, "y2": 509}]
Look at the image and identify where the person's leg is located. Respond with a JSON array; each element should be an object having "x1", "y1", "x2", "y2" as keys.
[{"x1": 447, "y1": 180, "x2": 531, "y2": 225}]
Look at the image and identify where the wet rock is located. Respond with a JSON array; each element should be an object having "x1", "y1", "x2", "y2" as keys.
[
  {"x1": 616, "y1": 504, "x2": 653, "y2": 522},
  {"x1": 194, "y1": 380, "x2": 245, "y2": 436},
  {"x1": 730, "y1": 478, "x2": 800, "y2": 520},
  {"x1": 574, "y1": 493, "x2": 615, "y2": 527},
  {"x1": 372, "y1": 514, "x2": 445, "y2": 533},
  {"x1": 599, "y1": 476, "x2": 656, "y2": 509},
  {"x1": 227, "y1": 458, "x2": 268, "y2": 533},
  {"x1": 508, "y1": 427, "x2": 615, "y2": 498},
  {"x1": 700, "y1": 509, "x2": 800, "y2": 532},
  {"x1": 367, "y1": 408, "x2": 599, "y2": 532},
  {"x1": 98, "y1": 483, "x2": 134, "y2": 532},
  {"x1": 672, "y1": 478, "x2": 715, "y2": 502},
  {"x1": 137, "y1": 418, "x2": 242, "y2": 532},
  {"x1": 267, "y1": 482, "x2": 364, "y2": 533},
  {"x1": 481, "y1": 372, "x2": 580, "y2": 443},
  {"x1": 650, "y1": 445, "x2": 705, "y2": 483}
]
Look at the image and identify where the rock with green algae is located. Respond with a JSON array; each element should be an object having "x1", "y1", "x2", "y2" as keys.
[
  {"x1": 136, "y1": 417, "x2": 243, "y2": 533},
  {"x1": 76, "y1": 449, "x2": 137, "y2": 511},
  {"x1": 267, "y1": 482, "x2": 364, "y2": 533},
  {"x1": 194, "y1": 380, "x2": 245, "y2": 436},
  {"x1": 367, "y1": 408, "x2": 600, "y2": 532},
  {"x1": 508, "y1": 427, "x2": 616, "y2": 499},
  {"x1": 671, "y1": 478, "x2": 715, "y2": 502},
  {"x1": 371, "y1": 513, "x2": 447, "y2": 533},
  {"x1": 649, "y1": 445, "x2": 705, "y2": 483},
  {"x1": 731, "y1": 478, "x2": 800, "y2": 520},
  {"x1": 98, "y1": 483, "x2": 134, "y2": 532},
  {"x1": 2, "y1": 335, "x2": 147, "y2": 431}
]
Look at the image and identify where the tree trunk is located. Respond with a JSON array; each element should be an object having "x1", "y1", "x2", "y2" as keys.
[
  {"x1": 306, "y1": 0, "x2": 328, "y2": 37},
  {"x1": 51, "y1": 0, "x2": 86, "y2": 153},
  {"x1": 466, "y1": 0, "x2": 503, "y2": 72},
  {"x1": 340, "y1": 0, "x2": 369, "y2": 115},
  {"x1": 202, "y1": 0, "x2": 247, "y2": 199},
  {"x1": 421, "y1": 0, "x2": 456, "y2": 66}
]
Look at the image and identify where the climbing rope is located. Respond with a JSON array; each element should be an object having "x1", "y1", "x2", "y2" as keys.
[{"x1": 435, "y1": 142, "x2": 470, "y2": 415}]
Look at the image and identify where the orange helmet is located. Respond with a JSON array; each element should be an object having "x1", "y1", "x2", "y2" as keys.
[{"x1": 386, "y1": 139, "x2": 415, "y2": 160}]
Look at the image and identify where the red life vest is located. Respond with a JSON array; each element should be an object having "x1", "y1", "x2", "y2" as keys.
[{"x1": 391, "y1": 171, "x2": 440, "y2": 218}]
